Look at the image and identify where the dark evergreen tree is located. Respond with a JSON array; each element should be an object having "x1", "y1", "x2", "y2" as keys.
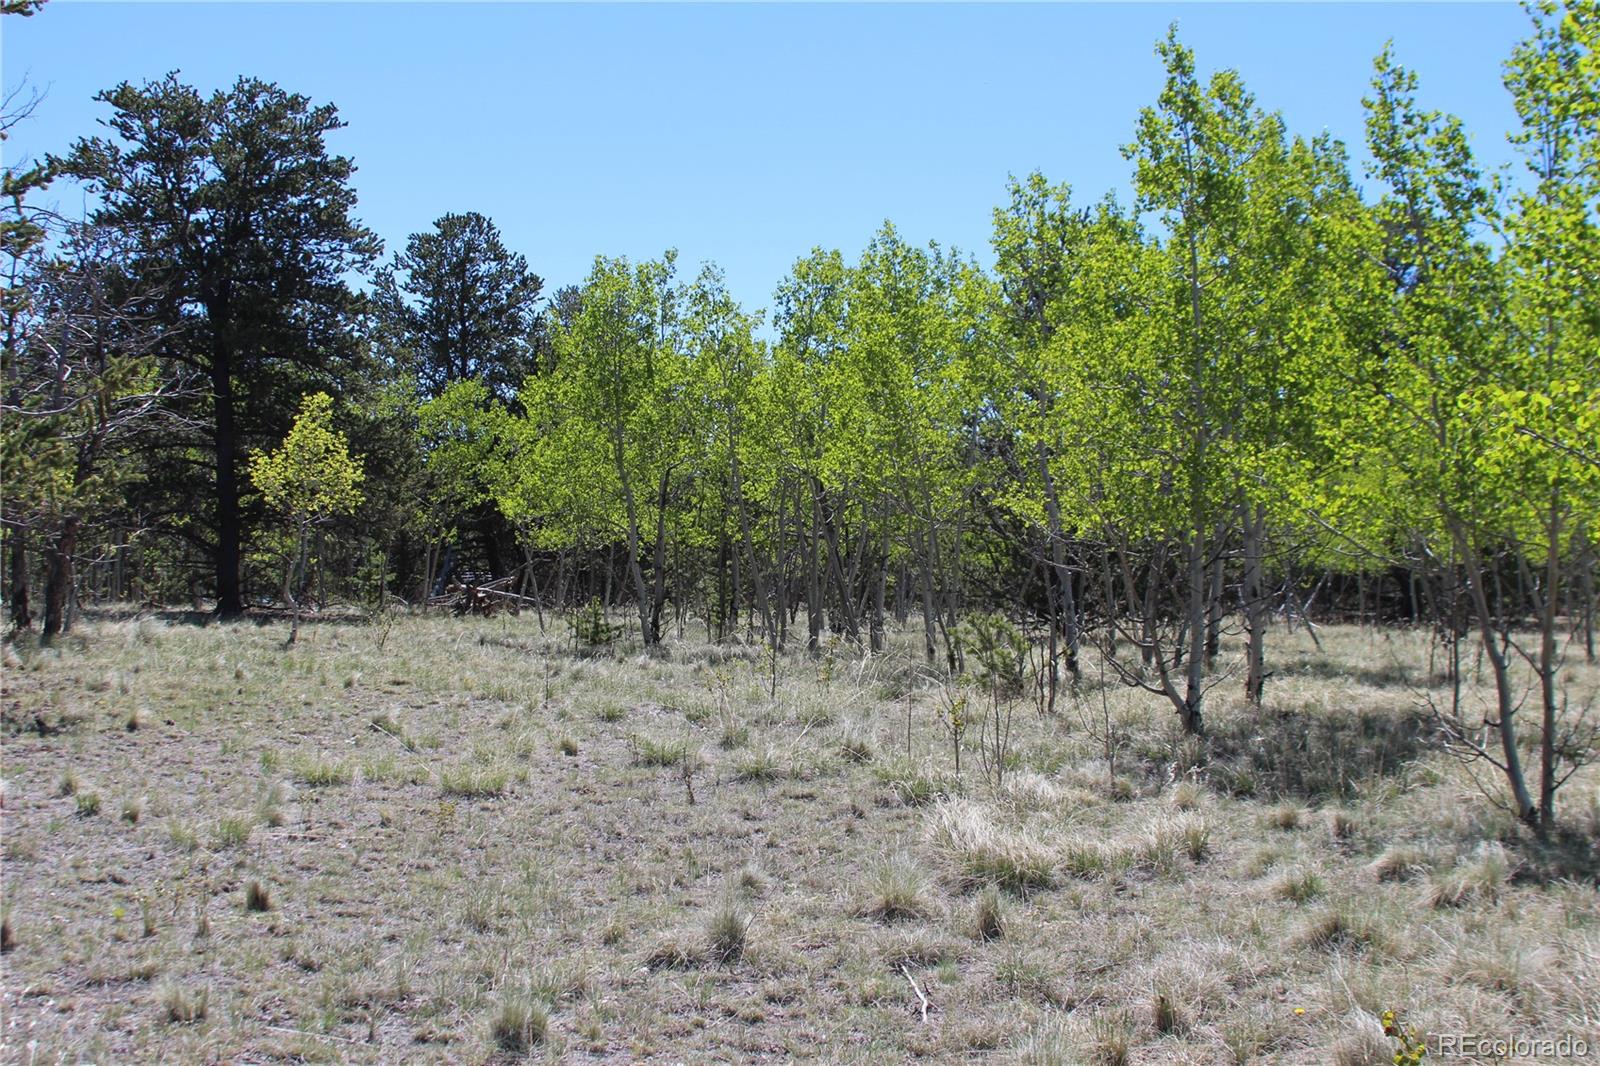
[
  {"x1": 373, "y1": 211, "x2": 544, "y2": 401},
  {"x1": 58, "y1": 74, "x2": 380, "y2": 617}
]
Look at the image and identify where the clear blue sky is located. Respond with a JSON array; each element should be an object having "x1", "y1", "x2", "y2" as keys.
[{"x1": 5, "y1": 3, "x2": 1531, "y2": 320}]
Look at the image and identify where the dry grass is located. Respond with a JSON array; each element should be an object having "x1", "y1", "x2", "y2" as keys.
[{"x1": 0, "y1": 610, "x2": 1596, "y2": 1061}]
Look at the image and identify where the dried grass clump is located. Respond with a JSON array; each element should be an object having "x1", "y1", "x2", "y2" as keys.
[
  {"x1": 973, "y1": 885, "x2": 1006, "y2": 941},
  {"x1": 1428, "y1": 842, "x2": 1514, "y2": 908},
  {"x1": 1265, "y1": 804, "x2": 1303, "y2": 831},
  {"x1": 161, "y1": 983, "x2": 209, "y2": 1024},
  {"x1": 1299, "y1": 907, "x2": 1375, "y2": 951},
  {"x1": 1275, "y1": 866, "x2": 1325, "y2": 904},
  {"x1": 1085, "y1": 1008, "x2": 1135, "y2": 1066},
  {"x1": 872, "y1": 757, "x2": 957, "y2": 807},
  {"x1": 644, "y1": 932, "x2": 705, "y2": 971},
  {"x1": 856, "y1": 853, "x2": 938, "y2": 922},
  {"x1": 1330, "y1": 1010, "x2": 1391, "y2": 1066},
  {"x1": 1367, "y1": 844, "x2": 1430, "y2": 883},
  {"x1": 1012, "y1": 1019, "x2": 1075, "y2": 1065},
  {"x1": 925, "y1": 798, "x2": 1055, "y2": 890}
]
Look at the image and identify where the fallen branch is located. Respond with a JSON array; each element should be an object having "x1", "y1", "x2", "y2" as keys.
[
  {"x1": 901, "y1": 964, "x2": 931, "y2": 1022},
  {"x1": 263, "y1": 1024, "x2": 359, "y2": 1045}
]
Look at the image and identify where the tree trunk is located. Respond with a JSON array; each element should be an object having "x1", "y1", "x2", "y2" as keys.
[
  {"x1": 1535, "y1": 507, "x2": 1562, "y2": 837},
  {"x1": 814, "y1": 480, "x2": 859, "y2": 643},
  {"x1": 1035, "y1": 444, "x2": 1080, "y2": 676},
  {"x1": 7, "y1": 527, "x2": 32, "y2": 631},
  {"x1": 1458, "y1": 531, "x2": 1538, "y2": 828},
  {"x1": 1242, "y1": 503, "x2": 1269, "y2": 704},
  {"x1": 1204, "y1": 527, "x2": 1226, "y2": 666},
  {"x1": 1182, "y1": 529, "x2": 1207, "y2": 735},
  {"x1": 42, "y1": 517, "x2": 79, "y2": 641},
  {"x1": 287, "y1": 526, "x2": 307, "y2": 646},
  {"x1": 806, "y1": 488, "x2": 822, "y2": 655},
  {"x1": 212, "y1": 354, "x2": 244, "y2": 619}
]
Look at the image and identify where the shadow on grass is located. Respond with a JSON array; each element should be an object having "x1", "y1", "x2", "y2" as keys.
[
  {"x1": 1272, "y1": 654, "x2": 1442, "y2": 691},
  {"x1": 1204, "y1": 703, "x2": 1435, "y2": 801},
  {"x1": 1515, "y1": 828, "x2": 1600, "y2": 885}
]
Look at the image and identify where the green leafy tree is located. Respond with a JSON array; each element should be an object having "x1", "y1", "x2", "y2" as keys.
[
  {"x1": 1112, "y1": 27, "x2": 1268, "y2": 734},
  {"x1": 1344, "y1": 45, "x2": 1535, "y2": 823},
  {"x1": 773, "y1": 247, "x2": 855, "y2": 654},
  {"x1": 249, "y1": 391, "x2": 364, "y2": 643},
  {"x1": 527, "y1": 252, "x2": 690, "y2": 645},
  {"x1": 988, "y1": 173, "x2": 1100, "y2": 684},
  {"x1": 1487, "y1": 0, "x2": 1599, "y2": 831}
]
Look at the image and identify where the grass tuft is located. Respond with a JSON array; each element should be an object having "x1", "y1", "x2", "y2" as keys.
[
  {"x1": 857, "y1": 853, "x2": 938, "y2": 922},
  {"x1": 1151, "y1": 984, "x2": 1187, "y2": 1035},
  {"x1": 1299, "y1": 907, "x2": 1374, "y2": 951},
  {"x1": 1086, "y1": 1008, "x2": 1135, "y2": 1066},
  {"x1": 925, "y1": 798, "x2": 1055, "y2": 890},
  {"x1": 1331, "y1": 1011, "x2": 1393, "y2": 1066},
  {"x1": 873, "y1": 757, "x2": 956, "y2": 806},
  {"x1": 644, "y1": 931, "x2": 706, "y2": 971},
  {"x1": 1265, "y1": 803, "x2": 1303, "y2": 831},
  {"x1": 1368, "y1": 844, "x2": 1429, "y2": 883},
  {"x1": 213, "y1": 816, "x2": 253, "y2": 849},
  {"x1": 973, "y1": 885, "x2": 1006, "y2": 941},
  {"x1": 705, "y1": 897, "x2": 751, "y2": 964},
  {"x1": 290, "y1": 755, "x2": 351, "y2": 788},
  {"x1": 733, "y1": 746, "x2": 782, "y2": 783},
  {"x1": 161, "y1": 983, "x2": 209, "y2": 1024},
  {"x1": 439, "y1": 766, "x2": 508, "y2": 798},
  {"x1": 1275, "y1": 866, "x2": 1325, "y2": 904},
  {"x1": 489, "y1": 989, "x2": 549, "y2": 1053},
  {"x1": 630, "y1": 734, "x2": 689, "y2": 768},
  {"x1": 245, "y1": 878, "x2": 272, "y2": 912},
  {"x1": 1428, "y1": 842, "x2": 1514, "y2": 908}
]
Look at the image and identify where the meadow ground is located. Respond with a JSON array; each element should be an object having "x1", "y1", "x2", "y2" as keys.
[{"x1": 1, "y1": 609, "x2": 1597, "y2": 1064}]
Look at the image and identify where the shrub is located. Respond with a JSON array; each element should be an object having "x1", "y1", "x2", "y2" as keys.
[{"x1": 572, "y1": 598, "x2": 619, "y2": 647}]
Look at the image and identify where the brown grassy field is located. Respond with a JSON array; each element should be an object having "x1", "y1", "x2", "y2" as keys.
[{"x1": 1, "y1": 610, "x2": 1597, "y2": 1064}]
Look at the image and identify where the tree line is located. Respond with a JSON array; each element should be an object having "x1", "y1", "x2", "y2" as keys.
[{"x1": 3, "y1": 2, "x2": 1596, "y2": 830}]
